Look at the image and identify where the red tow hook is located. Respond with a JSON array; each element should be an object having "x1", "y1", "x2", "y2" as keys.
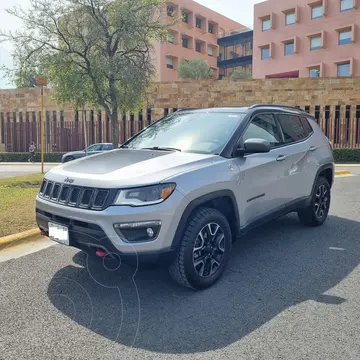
[{"x1": 95, "y1": 249, "x2": 108, "y2": 257}]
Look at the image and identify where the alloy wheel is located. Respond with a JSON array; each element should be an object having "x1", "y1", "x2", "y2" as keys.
[
  {"x1": 193, "y1": 223, "x2": 226, "y2": 278},
  {"x1": 314, "y1": 184, "x2": 329, "y2": 219}
]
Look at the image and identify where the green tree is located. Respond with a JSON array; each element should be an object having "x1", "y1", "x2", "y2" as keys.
[
  {"x1": 230, "y1": 71, "x2": 252, "y2": 80},
  {"x1": 177, "y1": 59, "x2": 214, "y2": 80},
  {"x1": 0, "y1": 0, "x2": 171, "y2": 148}
]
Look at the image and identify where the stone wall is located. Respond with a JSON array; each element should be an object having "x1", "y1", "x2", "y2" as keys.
[{"x1": 1, "y1": 77, "x2": 360, "y2": 120}]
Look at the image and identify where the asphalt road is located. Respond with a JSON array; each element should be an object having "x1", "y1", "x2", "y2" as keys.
[
  {"x1": 0, "y1": 163, "x2": 58, "y2": 178},
  {"x1": 1, "y1": 175, "x2": 360, "y2": 359}
]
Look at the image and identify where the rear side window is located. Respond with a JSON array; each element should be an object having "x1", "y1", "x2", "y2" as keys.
[
  {"x1": 302, "y1": 117, "x2": 314, "y2": 136},
  {"x1": 276, "y1": 114, "x2": 308, "y2": 144},
  {"x1": 102, "y1": 144, "x2": 113, "y2": 150}
]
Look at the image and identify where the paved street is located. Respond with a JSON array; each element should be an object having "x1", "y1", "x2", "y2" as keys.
[
  {"x1": 0, "y1": 163, "x2": 58, "y2": 178},
  {"x1": 1, "y1": 175, "x2": 360, "y2": 359}
]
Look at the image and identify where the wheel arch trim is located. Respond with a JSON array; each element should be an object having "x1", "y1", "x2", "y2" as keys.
[{"x1": 171, "y1": 190, "x2": 240, "y2": 250}]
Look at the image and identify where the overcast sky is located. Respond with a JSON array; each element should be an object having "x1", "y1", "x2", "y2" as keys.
[{"x1": 0, "y1": 0, "x2": 263, "y2": 88}]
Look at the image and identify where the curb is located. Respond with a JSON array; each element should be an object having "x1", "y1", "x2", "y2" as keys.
[
  {"x1": 335, "y1": 170, "x2": 351, "y2": 176},
  {"x1": 0, "y1": 228, "x2": 41, "y2": 248}
]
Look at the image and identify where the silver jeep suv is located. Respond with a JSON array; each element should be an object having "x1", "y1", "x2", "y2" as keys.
[{"x1": 36, "y1": 105, "x2": 334, "y2": 290}]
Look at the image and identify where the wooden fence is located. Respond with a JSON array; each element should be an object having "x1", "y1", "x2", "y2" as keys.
[
  {"x1": 1, "y1": 107, "x2": 360, "y2": 152},
  {"x1": 0, "y1": 110, "x2": 153, "y2": 152}
]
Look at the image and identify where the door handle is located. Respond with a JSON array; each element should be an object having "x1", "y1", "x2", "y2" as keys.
[
  {"x1": 309, "y1": 146, "x2": 317, "y2": 152},
  {"x1": 277, "y1": 155, "x2": 287, "y2": 162}
]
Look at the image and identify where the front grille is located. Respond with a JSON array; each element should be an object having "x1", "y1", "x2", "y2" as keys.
[
  {"x1": 51, "y1": 184, "x2": 61, "y2": 200},
  {"x1": 93, "y1": 190, "x2": 109, "y2": 208},
  {"x1": 59, "y1": 186, "x2": 70, "y2": 202},
  {"x1": 80, "y1": 189, "x2": 94, "y2": 207},
  {"x1": 38, "y1": 180, "x2": 112, "y2": 211},
  {"x1": 69, "y1": 187, "x2": 81, "y2": 205},
  {"x1": 44, "y1": 182, "x2": 53, "y2": 197}
]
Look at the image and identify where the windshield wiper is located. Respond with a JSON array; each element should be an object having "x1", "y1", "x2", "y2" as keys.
[{"x1": 141, "y1": 146, "x2": 182, "y2": 152}]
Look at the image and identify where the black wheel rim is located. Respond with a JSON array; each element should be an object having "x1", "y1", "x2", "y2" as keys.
[
  {"x1": 193, "y1": 223, "x2": 225, "y2": 278},
  {"x1": 314, "y1": 184, "x2": 329, "y2": 219}
]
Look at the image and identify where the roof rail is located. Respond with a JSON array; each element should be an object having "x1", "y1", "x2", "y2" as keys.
[
  {"x1": 249, "y1": 104, "x2": 305, "y2": 112},
  {"x1": 175, "y1": 108, "x2": 199, "y2": 112}
]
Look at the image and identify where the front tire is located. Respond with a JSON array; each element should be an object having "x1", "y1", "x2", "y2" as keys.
[
  {"x1": 169, "y1": 207, "x2": 232, "y2": 290},
  {"x1": 297, "y1": 176, "x2": 331, "y2": 226}
]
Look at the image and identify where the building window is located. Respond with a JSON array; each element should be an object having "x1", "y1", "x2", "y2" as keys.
[
  {"x1": 262, "y1": 17, "x2": 271, "y2": 31},
  {"x1": 166, "y1": 56, "x2": 174, "y2": 69},
  {"x1": 285, "y1": 40, "x2": 295, "y2": 55},
  {"x1": 167, "y1": 5, "x2": 175, "y2": 17},
  {"x1": 310, "y1": 35, "x2": 322, "y2": 50},
  {"x1": 285, "y1": 10, "x2": 296, "y2": 25},
  {"x1": 182, "y1": 11, "x2": 188, "y2": 23},
  {"x1": 196, "y1": 17, "x2": 202, "y2": 29},
  {"x1": 167, "y1": 32, "x2": 175, "y2": 44},
  {"x1": 339, "y1": 29, "x2": 352, "y2": 45},
  {"x1": 309, "y1": 66, "x2": 320, "y2": 77},
  {"x1": 208, "y1": 23, "x2": 214, "y2": 33},
  {"x1": 311, "y1": 3, "x2": 323, "y2": 19},
  {"x1": 208, "y1": 46, "x2": 214, "y2": 56},
  {"x1": 337, "y1": 62, "x2": 350, "y2": 76},
  {"x1": 182, "y1": 37, "x2": 188, "y2": 48},
  {"x1": 195, "y1": 41, "x2": 202, "y2": 53},
  {"x1": 261, "y1": 46, "x2": 270, "y2": 60},
  {"x1": 340, "y1": 0, "x2": 353, "y2": 11}
]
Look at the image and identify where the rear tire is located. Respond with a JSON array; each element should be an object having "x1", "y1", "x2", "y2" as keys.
[
  {"x1": 64, "y1": 156, "x2": 75, "y2": 163},
  {"x1": 169, "y1": 207, "x2": 232, "y2": 290},
  {"x1": 297, "y1": 176, "x2": 331, "y2": 227}
]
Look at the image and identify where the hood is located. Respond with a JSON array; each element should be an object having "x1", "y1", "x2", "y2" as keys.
[{"x1": 46, "y1": 149, "x2": 217, "y2": 188}]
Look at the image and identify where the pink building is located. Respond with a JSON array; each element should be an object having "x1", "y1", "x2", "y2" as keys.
[
  {"x1": 253, "y1": 0, "x2": 360, "y2": 79},
  {"x1": 154, "y1": 0, "x2": 246, "y2": 82}
]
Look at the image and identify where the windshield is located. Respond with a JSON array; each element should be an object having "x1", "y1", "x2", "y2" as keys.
[{"x1": 124, "y1": 112, "x2": 245, "y2": 154}]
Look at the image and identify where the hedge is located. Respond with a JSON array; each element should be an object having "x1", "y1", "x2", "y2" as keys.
[
  {"x1": 0, "y1": 148, "x2": 359, "y2": 163},
  {"x1": 0, "y1": 152, "x2": 65, "y2": 163},
  {"x1": 333, "y1": 148, "x2": 360, "y2": 163}
]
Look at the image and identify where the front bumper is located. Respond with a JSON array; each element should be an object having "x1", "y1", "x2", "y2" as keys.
[{"x1": 36, "y1": 189, "x2": 186, "y2": 262}]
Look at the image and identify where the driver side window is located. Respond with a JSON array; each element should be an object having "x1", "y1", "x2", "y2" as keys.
[{"x1": 241, "y1": 113, "x2": 283, "y2": 148}]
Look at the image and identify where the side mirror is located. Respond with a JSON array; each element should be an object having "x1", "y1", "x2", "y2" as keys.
[{"x1": 235, "y1": 138, "x2": 271, "y2": 156}]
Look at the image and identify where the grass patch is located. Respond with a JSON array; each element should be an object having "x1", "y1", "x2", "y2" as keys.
[{"x1": 0, "y1": 173, "x2": 44, "y2": 237}]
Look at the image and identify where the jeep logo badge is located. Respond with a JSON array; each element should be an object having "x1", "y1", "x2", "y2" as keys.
[{"x1": 64, "y1": 177, "x2": 74, "y2": 184}]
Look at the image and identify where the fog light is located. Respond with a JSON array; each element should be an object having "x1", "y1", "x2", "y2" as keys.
[
  {"x1": 114, "y1": 221, "x2": 161, "y2": 242},
  {"x1": 147, "y1": 228, "x2": 154, "y2": 238}
]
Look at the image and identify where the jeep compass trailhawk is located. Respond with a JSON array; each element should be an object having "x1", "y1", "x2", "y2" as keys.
[{"x1": 36, "y1": 105, "x2": 334, "y2": 290}]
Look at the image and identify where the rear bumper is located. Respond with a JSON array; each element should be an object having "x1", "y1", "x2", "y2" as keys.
[{"x1": 36, "y1": 210, "x2": 176, "y2": 265}]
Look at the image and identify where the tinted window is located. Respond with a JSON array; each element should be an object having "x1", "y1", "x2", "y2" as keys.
[
  {"x1": 102, "y1": 144, "x2": 113, "y2": 150},
  {"x1": 125, "y1": 112, "x2": 245, "y2": 155},
  {"x1": 242, "y1": 114, "x2": 283, "y2": 147},
  {"x1": 87, "y1": 144, "x2": 102, "y2": 151},
  {"x1": 277, "y1": 114, "x2": 307, "y2": 144}
]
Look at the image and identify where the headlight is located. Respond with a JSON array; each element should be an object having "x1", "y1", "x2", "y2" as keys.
[{"x1": 113, "y1": 183, "x2": 176, "y2": 206}]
